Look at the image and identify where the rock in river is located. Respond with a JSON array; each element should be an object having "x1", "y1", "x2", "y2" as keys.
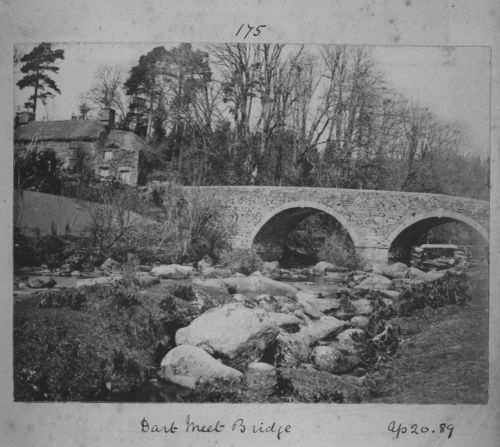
[
  {"x1": 27, "y1": 277, "x2": 57, "y2": 289},
  {"x1": 160, "y1": 345, "x2": 243, "y2": 389},
  {"x1": 310, "y1": 345, "x2": 359, "y2": 374},
  {"x1": 175, "y1": 303, "x2": 280, "y2": 370},
  {"x1": 354, "y1": 273, "x2": 394, "y2": 290},
  {"x1": 151, "y1": 264, "x2": 195, "y2": 279},
  {"x1": 382, "y1": 262, "x2": 409, "y2": 279},
  {"x1": 222, "y1": 276, "x2": 298, "y2": 298},
  {"x1": 75, "y1": 275, "x2": 122, "y2": 288}
]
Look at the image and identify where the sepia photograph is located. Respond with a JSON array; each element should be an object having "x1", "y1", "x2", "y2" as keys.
[{"x1": 12, "y1": 41, "x2": 490, "y2": 406}]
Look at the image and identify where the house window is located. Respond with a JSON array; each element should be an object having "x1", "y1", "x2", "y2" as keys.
[
  {"x1": 119, "y1": 168, "x2": 131, "y2": 184},
  {"x1": 99, "y1": 166, "x2": 110, "y2": 178},
  {"x1": 104, "y1": 150, "x2": 113, "y2": 161}
]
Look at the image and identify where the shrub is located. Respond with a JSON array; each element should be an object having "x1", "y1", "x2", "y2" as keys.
[
  {"x1": 155, "y1": 185, "x2": 233, "y2": 264},
  {"x1": 219, "y1": 248, "x2": 264, "y2": 275},
  {"x1": 13, "y1": 229, "x2": 90, "y2": 269},
  {"x1": 37, "y1": 289, "x2": 86, "y2": 311},
  {"x1": 179, "y1": 377, "x2": 247, "y2": 403},
  {"x1": 14, "y1": 308, "x2": 107, "y2": 401},
  {"x1": 14, "y1": 148, "x2": 62, "y2": 194},
  {"x1": 318, "y1": 233, "x2": 364, "y2": 270},
  {"x1": 398, "y1": 271, "x2": 470, "y2": 316},
  {"x1": 14, "y1": 281, "x2": 179, "y2": 401}
]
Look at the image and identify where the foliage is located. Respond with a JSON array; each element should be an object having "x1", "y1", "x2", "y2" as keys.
[
  {"x1": 13, "y1": 43, "x2": 488, "y2": 197},
  {"x1": 16, "y1": 42, "x2": 65, "y2": 116},
  {"x1": 81, "y1": 184, "x2": 155, "y2": 263},
  {"x1": 179, "y1": 377, "x2": 247, "y2": 403},
  {"x1": 318, "y1": 232, "x2": 364, "y2": 270},
  {"x1": 14, "y1": 148, "x2": 62, "y2": 194},
  {"x1": 13, "y1": 281, "x2": 181, "y2": 401},
  {"x1": 219, "y1": 248, "x2": 264, "y2": 275},
  {"x1": 13, "y1": 230, "x2": 88, "y2": 269},
  {"x1": 152, "y1": 184, "x2": 232, "y2": 263},
  {"x1": 36, "y1": 289, "x2": 87, "y2": 311},
  {"x1": 398, "y1": 272, "x2": 470, "y2": 315}
]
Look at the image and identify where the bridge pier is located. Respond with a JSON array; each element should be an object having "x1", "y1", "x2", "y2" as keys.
[{"x1": 355, "y1": 246, "x2": 390, "y2": 267}]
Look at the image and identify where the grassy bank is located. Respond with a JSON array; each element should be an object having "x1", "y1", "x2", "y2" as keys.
[{"x1": 370, "y1": 269, "x2": 488, "y2": 403}]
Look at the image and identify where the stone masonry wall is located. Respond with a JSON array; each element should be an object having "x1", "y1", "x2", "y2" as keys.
[{"x1": 178, "y1": 186, "x2": 489, "y2": 257}]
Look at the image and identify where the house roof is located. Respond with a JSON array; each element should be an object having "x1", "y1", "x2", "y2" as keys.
[{"x1": 14, "y1": 120, "x2": 106, "y2": 142}]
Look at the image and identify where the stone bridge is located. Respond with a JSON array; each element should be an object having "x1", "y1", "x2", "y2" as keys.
[{"x1": 182, "y1": 186, "x2": 489, "y2": 265}]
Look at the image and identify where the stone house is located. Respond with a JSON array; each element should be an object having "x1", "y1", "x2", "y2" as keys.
[{"x1": 14, "y1": 108, "x2": 143, "y2": 186}]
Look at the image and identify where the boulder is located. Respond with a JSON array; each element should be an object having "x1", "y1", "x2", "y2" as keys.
[
  {"x1": 295, "y1": 293, "x2": 323, "y2": 319},
  {"x1": 160, "y1": 345, "x2": 243, "y2": 389},
  {"x1": 231, "y1": 293, "x2": 248, "y2": 304},
  {"x1": 267, "y1": 312, "x2": 302, "y2": 332},
  {"x1": 197, "y1": 255, "x2": 214, "y2": 272},
  {"x1": 333, "y1": 328, "x2": 365, "y2": 354},
  {"x1": 273, "y1": 332, "x2": 312, "y2": 367},
  {"x1": 274, "y1": 316, "x2": 347, "y2": 367},
  {"x1": 175, "y1": 303, "x2": 279, "y2": 370},
  {"x1": 202, "y1": 267, "x2": 233, "y2": 278},
  {"x1": 222, "y1": 276, "x2": 298, "y2": 298},
  {"x1": 406, "y1": 266, "x2": 424, "y2": 277},
  {"x1": 296, "y1": 291, "x2": 341, "y2": 316},
  {"x1": 312, "y1": 261, "x2": 337, "y2": 276},
  {"x1": 75, "y1": 275, "x2": 122, "y2": 289},
  {"x1": 355, "y1": 273, "x2": 394, "y2": 290},
  {"x1": 253, "y1": 294, "x2": 280, "y2": 312},
  {"x1": 191, "y1": 277, "x2": 228, "y2": 292},
  {"x1": 379, "y1": 289, "x2": 401, "y2": 300},
  {"x1": 134, "y1": 273, "x2": 160, "y2": 288},
  {"x1": 274, "y1": 295, "x2": 301, "y2": 314},
  {"x1": 151, "y1": 264, "x2": 194, "y2": 279},
  {"x1": 369, "y1": 262, "x2": 385, "y2": 275},
  {"x1": 27, "y1": 277, "x2": 57, "y2": 289},
  {"x1": 350, "y1": 298, "x2": 374, "y2": 316},
  {"x1": 350, "y1": 315, "x2": 370, "y2": 329},
  {"x1": 310, "y1": 345, "x2": 359, "y2": 374},
  {"x1": 262, "y1": 261, "x2": 280, "y2": 276},
  {"x1": 299, "y1": 316, "x2": 347, "y2": 342},
  {"x1": 100, "y1": 257, "x2": 121, "y2": 271},
  {"x1": 324, "y1": 271, "x2": 347, "y2": 282},
  {"x1": 421, "y1": 270, "x2": 448, "y2": 282},
  {"x1": 382, "y1": 262, "x2": 409, "y2": 279}
]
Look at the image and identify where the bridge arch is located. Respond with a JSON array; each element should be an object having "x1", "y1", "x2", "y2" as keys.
[
  {"x1": 249, "y1": 201, "x2": 360, "y2": 263},
  {"x1": 387, "y1": 210, "x2": 489, "y2": 264}
]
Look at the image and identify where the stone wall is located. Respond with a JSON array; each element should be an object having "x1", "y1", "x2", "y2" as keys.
[{"x1": 15, "y1": 140, "x2": 97, "y2": 169}]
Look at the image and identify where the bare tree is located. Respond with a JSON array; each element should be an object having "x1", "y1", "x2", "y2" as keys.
[{"x1": 83, "y1": 66, "x2": 128, "y2": 122}]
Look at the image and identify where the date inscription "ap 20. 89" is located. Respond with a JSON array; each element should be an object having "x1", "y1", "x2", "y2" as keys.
[
  {"x1": 388, "y1": 421, "x2": 454, "y2": 440},
  {"x1": 235, "y1": 24, "x2": 267, "y2": 39}
]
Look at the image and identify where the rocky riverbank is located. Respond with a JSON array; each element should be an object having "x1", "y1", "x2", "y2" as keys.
[{"x1": 13, "y1": 257, "x2": 477, "y2": 402}]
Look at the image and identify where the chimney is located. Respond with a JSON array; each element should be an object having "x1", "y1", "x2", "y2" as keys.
[
  {"x1": 97, "y1": 107, "x2": 116, "y2": 128},
  {"x1": 16, "y1": 110, "x2": 35, "y2": 126}
]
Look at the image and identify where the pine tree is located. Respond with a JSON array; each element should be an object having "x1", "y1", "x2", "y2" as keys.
[{"x1": 16, "y1": 43, "x2": 65, "y2": 118}]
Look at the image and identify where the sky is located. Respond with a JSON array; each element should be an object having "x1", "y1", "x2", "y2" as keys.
[{"x1": 13, "y1": 43, "x2": 491, "y2": 159}]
